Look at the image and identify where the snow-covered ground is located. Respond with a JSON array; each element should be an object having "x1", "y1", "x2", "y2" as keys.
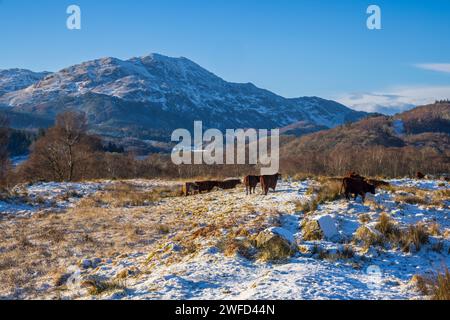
[
  {"x1": 0, "y1": 179, "x2": 179, "y2": 217},
  {"x1": 0, "y1": 178, "x2": 448, "y2": 300},
  {"x1": 0, "y1": 181, "x2": 108, "y2": 217}
]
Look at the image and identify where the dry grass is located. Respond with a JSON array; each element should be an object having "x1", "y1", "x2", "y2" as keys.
[
  {"x1": 354, "y1": 213, "x2": 430, "y2": 253},
  {"x1": 295, "y1": 180, "x2": 342, "y2": 214},
  {"x1": 0, "y1": 183, "x2": 186, "y2": 298},
  {"x1": 81, "y1": 276, "x2": 127, "y2": 296},
  {"x1": 294, "y1": 200, "x2": 318, "y2": 214},
  {"x1": 428, "y1": 223, "x2": 442, "y2": 236},
  {"x1": 394, "y1": 194, "x2": 428, "y2": 205},
  {"x1": 375, "y1": 213, "x2": 400, "y2": 239},
  {"x1": 413, "y1": 268, "x2": 450, "y2": 300},
  {"x1": 80, "y1": 182, "x2": 182, "y2": 208},
  {"x1": 359, "y1": 213, "x2": 371, "y2": 224},
  {"x1": 400, "y1": 223, "x2": 429, "y2": 252},
  {"x1": 216, "y1": 233, "x2": 256, "y2": 260}
]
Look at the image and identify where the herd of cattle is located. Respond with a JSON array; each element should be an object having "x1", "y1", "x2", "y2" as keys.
[
  {"x1": 183, "y1": 171, "x2": 445, "y2": 203},
  {"x1": 183, "y1": 173, "x2": 282, "y2": 197}
]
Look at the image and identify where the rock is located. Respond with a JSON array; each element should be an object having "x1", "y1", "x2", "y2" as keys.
[
  {"x1": 255, "y1": 228, "x2": 297, "y2": 261},
  {"x1": 354, "y1": 225, "x2": 384, "y2": 249},
  {"x1": 301, "y1": 215, "x2": 339, "y2": 241},
  {"x1": 315, "y1": 215, "x2": 339, "y2": 241}
]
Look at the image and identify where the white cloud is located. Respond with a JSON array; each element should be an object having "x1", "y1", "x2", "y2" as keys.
[
  {"x1": 415, "y1": 63, "x2": 450, "y2": 74},
  {"x1": 336, "y1": 85, "x2": 450, "y2": 115}
]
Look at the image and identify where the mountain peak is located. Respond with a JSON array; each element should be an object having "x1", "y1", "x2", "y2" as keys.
[{"x1": 0, "y1": 53, "x2": 370, "y2": 149}]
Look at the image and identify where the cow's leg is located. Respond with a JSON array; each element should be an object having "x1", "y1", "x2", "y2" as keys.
[
  {"x1": 345, "y1": 192, "x2": 350, "y2": 201},
  {"x1": 361, "y1": 193, "x2": 366, "y2": 203}
]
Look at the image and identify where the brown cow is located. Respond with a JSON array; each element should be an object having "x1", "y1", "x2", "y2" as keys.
[
  {"x1": 218, "y1": 179, "x2": 242, "y2": 190},
  {"x1": 416, "y1": 172, "x2": 425, "y2": 180},
  {"x1": 183, "y1": 182, "x2": 199, "y2": 196},
  {"x1": 244, "y1": 175, "x2": 260, "y2": 195},
  {"x1": 347, "y1": 172, "x2": 365, "y2": 180},
  {"x1": 341, "y1": 177, "x2": 376, "y2": 203},
  {"x1": 195, "y1": 180, "x2": 220, "y2": 194},
  {"x1": 260, "y1": 173, "x2": 282, "y2": 196}
]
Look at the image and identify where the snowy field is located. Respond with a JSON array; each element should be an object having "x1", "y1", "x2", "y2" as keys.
[{"x1": 0, "y1": 178, "x2": 448, "y2": 300}]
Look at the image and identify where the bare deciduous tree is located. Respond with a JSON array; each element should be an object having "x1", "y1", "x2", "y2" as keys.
[{"x1": 24, "y1": 111, "x2": 101, "y2": 182}]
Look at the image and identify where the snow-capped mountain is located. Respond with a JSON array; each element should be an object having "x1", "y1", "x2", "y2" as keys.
[
  {"x1": 0, "y1": 54, "x2": 368, "y2": 141},
  {"x1": 0, "y1": 69, "x2": 50, "y2": 97}
]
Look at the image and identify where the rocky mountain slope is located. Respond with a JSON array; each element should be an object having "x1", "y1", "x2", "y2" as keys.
[
  {"x1": 0, "y1": 69, "x2": 50, "y2": 97},
  {"x1": 0, "y1": 54, "x2": 368, "y2": 146}
]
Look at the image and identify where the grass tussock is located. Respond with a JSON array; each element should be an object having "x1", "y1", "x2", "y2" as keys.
[
  {"x1": 400, "y1": 223, "x2": 429, "y2": 252},
  {"x1": 375, "y1": 213, "x2": 400, "y2": 239},
  {"x1": 354, "y1": 213, "x2": 430, "y2": 252},
  {"x1": 358, "y1": 213, "x2": 371, "y2": 224},
  {"x1": 294, "y1": 200, "x2": 318, "y2": 214},
  {"x1": 296, "y1": 180, "x2": 342, "y2": 214},
  {"x1": 216, "y1": 233, "x2": 256, "y2": 260},
  {"x1": 413, "y1": 268, "x2": 450, "y2": 300},
  {"x1": 428, "y1": 223, "x2": 441, "y2": 236},
  {"x1": 81, "y1": 276, "x2": 127, "y2": 296}
]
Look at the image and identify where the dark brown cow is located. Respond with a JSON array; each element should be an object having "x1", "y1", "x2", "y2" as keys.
[
  {"x1": 341, "y1": 177, "x2": 376, "y2": 203},
  {"x1": 416, "y1": 172, "x2": 425, "y2": 180},
  {"x1": 218, "y1": 179, "x2": 242, "y2": 190},
  {"x1": 183, "y1": 182, "x2": 199, "y2": 196},
  {"x1": 260, "y1": 173, "x2": 281, "y2": 196},
  {"x1": 346, "y1": 172, "x2": 365, "y2": 180},
  {"x1": 244, "y1": 175, "x2": 260, "y2": 195},
  {"x1": 195, "y1": 180, "x2": 220, "y2": 194}
]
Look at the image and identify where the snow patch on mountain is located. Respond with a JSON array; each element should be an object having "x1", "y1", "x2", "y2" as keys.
[{"x1": 0, "y1": 69, "x2": 50, "y2": 97}]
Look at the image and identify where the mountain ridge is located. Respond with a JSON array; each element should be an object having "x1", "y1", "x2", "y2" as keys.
[{"x1": 0, "y1": 54, "x2": 370, "y2": 151}]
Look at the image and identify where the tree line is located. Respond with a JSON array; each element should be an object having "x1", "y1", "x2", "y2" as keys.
[{"x1": 1, "y1": 110, "x2": 449, "y2": 190}]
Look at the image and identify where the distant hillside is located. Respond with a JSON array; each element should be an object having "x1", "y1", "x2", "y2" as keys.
[{"x1": 280, "y1": 103, "x2": 450, "y2": 177}]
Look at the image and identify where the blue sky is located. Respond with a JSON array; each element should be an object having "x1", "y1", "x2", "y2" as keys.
[{"x1": 1, "y1": 0, "x2": 449, "y2": 113}]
